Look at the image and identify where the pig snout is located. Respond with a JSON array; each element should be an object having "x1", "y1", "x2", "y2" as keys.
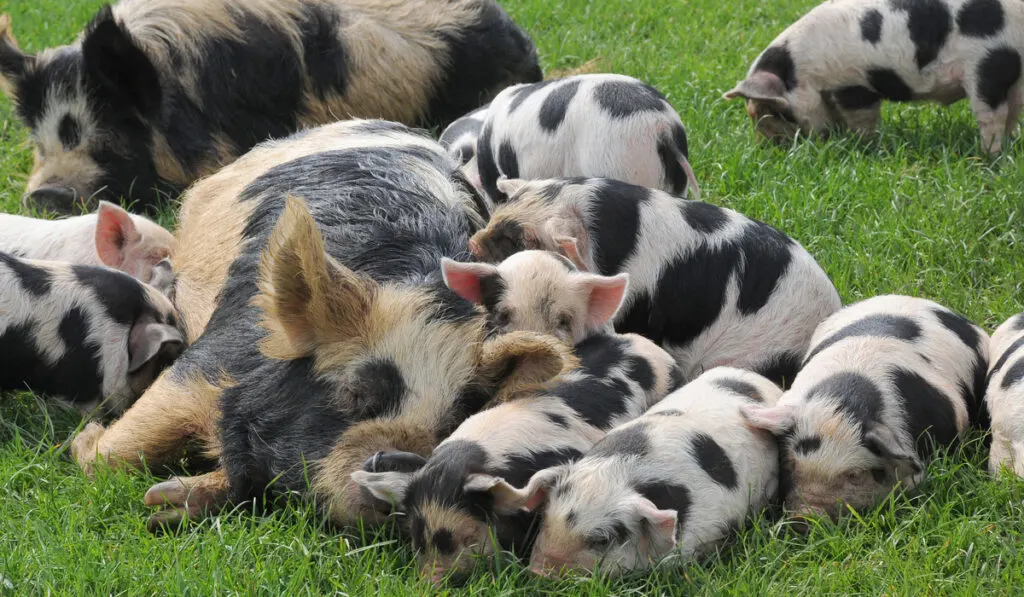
[
  {"x1": 24, "y1": 186, "x2": 81, "y2": 214},
  {"x1": 529, "y1": 553, "x2": 576, "y2": 578}
]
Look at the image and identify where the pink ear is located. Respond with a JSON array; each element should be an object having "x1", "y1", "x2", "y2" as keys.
[
  {"x1": 582, "y1": 273, "x2": 629, "y2": 329},
  {"x1": 740, "y1": 403, "x2": 796, "y2": 435},
  {"x1": 523, "y1": 485, "x2": 549, "y2": 512},
  {"x1": 554, "y1": 236, "x2": 587, "y2": 271},
  {"x1": 95, "y1": 201, "x2": 139, "y2": 268},
  {"x1": 634, "y1": 497, "x2": 677, "y2": 544},
  {"x1": 440, "y1": 258, "x2": 497, "y2": 305}
]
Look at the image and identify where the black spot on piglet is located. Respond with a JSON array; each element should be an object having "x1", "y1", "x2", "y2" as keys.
[
  {"x1": 539, "y1": 80, "x2": 581, "y2": 132},
  {"x1": 590, "y1": 422, "x2": 650, "y2": 458},
  {"x1": 889, "y1": 0, "x2": 952, "y2": 69},
  {"x1": 594, "y1": 81, "x2": 667, "y2": 118},
  {"x1": 860, "y1": 9, "x2": 884, "y2": 44},
  {"x1": 867, "y1": 68, "x2": 915, "y2": 102},
  {"x1": 0, "y1": 253, "x2": 53, "y2": 297},
  {"x1": 715, "y1": 378, "x2": 765, "y2": 403},
  {"x1": 957, "y1": 0, "x2": 1004, "y2": 37},
  {"x1": 691, "y1": 433, "x2": 738, "y2": 490},
  {"x1": 977, "y1": 47, "x2": 1022, "y2": 109}
]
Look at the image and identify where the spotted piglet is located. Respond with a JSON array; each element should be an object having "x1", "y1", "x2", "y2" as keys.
[
  {"x1": 1, "y1": 252, "x2": 184, "y2": 416},
  {"x1": 742, "y1": 295, "x2": 988, "y2": 525},
  {"x1": 351, "y1": 332, "x2": 682, "y2": 584},
  {"x1": 442, "y1": 250, "x2": 629, "y2": 345},
  {"x1": 439, "y1": 104, "x2": 489, "y2": 166},
  {"x1": 469, "y1": 177, "x2": 842, "y2": 385},
  {"x1": 489, "y1": 367, "x2": 781, "y2": 577},
  {"x1": 986, "y1": 312, "x2": 1024, "y2": 477},
  {"x1": 726, "y1": 0, "x2": 1024, "y2": 153},
  {"x1": 466, "y1": 74, "x2": 699, "y2": 205}
]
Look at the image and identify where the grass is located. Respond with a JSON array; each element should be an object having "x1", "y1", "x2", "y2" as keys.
[{"x1": 1, "y1": 0, "x2": 1022, "y2": 594}]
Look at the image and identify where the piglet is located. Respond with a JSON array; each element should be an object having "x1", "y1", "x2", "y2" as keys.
[
  {"x1": 465, "y1": 73, "x2": 699, "y2": 204},
  {"x1": 493, "y1": 366, "x2": 781, "y2": 577},
  {"x1": 0, "y1": 252, "x2": 184, "y2": 416},
  {"x1": 742, "y1": 295, "x2": 989, "y2": 524},
  {"x1": 986, "y1": 312, "x2": 1024, "y2": 477},
  {"x1": 468, "y1": 177, "x2": 841, "y2": 385},
  {"x1": 351, "y1": 331, "x2": 683, "y2": 584},
  {"x1": 725, "y1": 0, "x2": 1024, "y2": 153},
  {"x1": 0, "y1": 201, "x2": 176, "y2": 288},
  {"x1": 439, "y1": 104, "x2": 489, "y2": 166}
]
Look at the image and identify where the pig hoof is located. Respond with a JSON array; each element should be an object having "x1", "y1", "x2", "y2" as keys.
[
  {"x1": 70, "y1": 422, "x2": 106, "y2": 475},
  {"x1": 143, "y1": 478, "x2": 192, "y2": 507},
  {"x1": 146, "y1": 507, "x2": 192, "y2": 534}
]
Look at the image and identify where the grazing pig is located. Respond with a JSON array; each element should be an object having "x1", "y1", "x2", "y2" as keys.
[
  {"x1": 742, "y1": 295, "x2": 989, "y2": 524},
  {"x1": 352, "y1": 331, "x2": 683, "y2": 584},
  {"x1": 469, "y1": 177, "x2": 842, "y2": 385},
  {"x1": 0, "y1": 252, "x2": 184, "y2": 416},
  {"x1": 438, "y1": 104, "x2": 489, "y2": 166},
  {"x1": 725, "y1": 0, "x2": 1024, "y2": 153},
  {"x1": 0, "y1": 0, "x2": 541, "y2": 212},
  {"x1": 490, "y1": 367, "x2": 781, "y2": 577},
  {"x1": 70, "y1": 121, "x2": 572, "y2": 532},
  {"x1": 986, "y1": 312, "x2": 1024, "y2": 477},
  {"x1": 0, "y1": 201, "x2": 176, "y2": 287},
  {"x1": 468, "y1": 74, "x2": 700, "y2": 205},
  {"x1": 441, "y1": 250, "x2": 630, "y2": 345}
]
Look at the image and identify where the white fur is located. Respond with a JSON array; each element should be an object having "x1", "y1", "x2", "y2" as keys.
[
  {"x1": 438, "y1": 104, "x2": 489, "y2": 165},
  {"x1": 987, "y1": 313, "x2": 1024, "y2": 477}
]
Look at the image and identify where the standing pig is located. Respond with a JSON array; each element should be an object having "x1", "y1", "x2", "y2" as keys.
[
  {"x1": 468, "y1": 177, "x2": 842, "y2": 385},
  {"x1": 1, "y1": 252, "x2": 184, "y2": 416},
  {"x1": 742, "y1": 295, "x2": 989, "y2": 523},
  {"x1": 986, "y1": 312, "x2": 1024, "y2": 476},
  {"x1": 441, "y1": 250, "x2": 630, "y2": 345},
  {"x1": 438, "y1": 104, "x2": 489, "y2": 166},
  {"x1": 725, "y1": 0, "x2": 1024, "y2": 153},
  {"x1": 467, "y1": 74, "x2": 700, "y2": 205},
  {"x1": 352, "y1": 332, "x2": 683, "y2": 584},
  {"x1": 0, "y1": 201, "x2": 176, "y2": 287},
  {"x1": 0, "y1": 0, "x2": 541, "y2": 212},
  {"x1": 490, "y1": 367, "x2": 781, "y2": 577}
]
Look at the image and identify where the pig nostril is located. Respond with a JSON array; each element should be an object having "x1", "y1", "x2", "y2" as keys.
[{"x1": 26, "y1": 187, "x2": 78, "y2": 213}]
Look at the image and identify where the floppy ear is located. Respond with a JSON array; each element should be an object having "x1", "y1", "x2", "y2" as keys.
[
  {"x1": 127, "y1": 314, "x2": 184, "y2": 372},
  {"x1": 496, "y1": 177, "x2": 528, "y2": 199},
  {"x1": 633, "y1": 496, "x2": 678, "y2": 547},
  {"x1": 81, "y1": 5, "x2": 162, "y2": 117},
  {"x1": 483, "y1": 466, "x2": 565, "y2": 514},
  {"x1": 863, "y1": 427, "x2": 923, "y2": 476},
  {"x1": 350, "y1": 470, "x2": 413, "y2": 507},
  {"x1": 741, "y1": 403, "x2": 796, "y2": 435},
  {"x1": 147, "y1": 258, "x2": 175, "y2": 295},
  {"x1": 576, "y1": 272, "x2": 629, "y2": 329},
  {"x1": 95, "y1": 201, "x2": 140, "y2": 269},
  {"x1": 554, "y1": 236, "x2": 588, "y2": 271},
  {"x1": 479, "y1": 330, "x2": 578, "y2": 402},
  {"x1": 254, "y1": 196, "x2": 378, "y2": 360},
  {"x1": 0, "y1": 14, "x2": 31, "y2": 98},
  {"x1": 724, "y1": 71, "x2": 789, "y2": 106},
  {"x1": 440, "y1": 258, "x2": 499, "y2": 305},
  {"x1": 362, "y1": 450, "x2": 428, "y2": 474}
]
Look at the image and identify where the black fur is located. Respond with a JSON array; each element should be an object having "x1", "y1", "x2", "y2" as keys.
[
  {"x1": 932, "y1": 308, "x2": 983, "y2": 354},
  {"x1": 588, "y1": 180, "x2": 650, "y2": 273},
  {"x1": 72, "y1": 265, "x2": 147, "y2": 326},
  {"x1": 554, "y1": 334, "x2": 643, "y2": 430},
  {"x1": 1001, "y1": 359, "x2": 1024, "y2": 390},
  {"x1": 58, "y1": 115, "x2": 82, "y2": 149},
  {"x1": 991, "y1": 337, "x2": 1024, "y2": 377},
  {"x1": 539, "y1": 79, "x2": 582, "y2": 132},
  {"x1": 508, "y1": 80, "x2": 553, "y2": 114},
  {"x1": 589, "y1": 422, "x2": 650, "y2": 458},
  {"x1": 735, "y1": 222, "x2": 794, "y2": 315},
  {"x1": 681, "y1": 200, "x2": 730, "y2": 235},
  {"x1": 624, "y1": 355, "x2": 656, "y2": 393},
  {"x1": 793, "y1": 436, "x2": 822, "y2": 455},
  {"x1": 0, "y1": 252, "x2": 52, "y2": 297},
  {"x1": 439, "y1": 108, "x2": 487, "y2": 149},
  {"x1": 298, "y1": 3, "x2": 349, "y2": 99},
  {"x1": 889, "y1": 0, "x2": 952, "y2": 69},
  {"x1": 867, "y1": 68, "x2": 915, "y2": 101},
  {"x1": 544, "y1": 412, "x2": 570, "y2": 429},
  {"x1": 0, "y1": 310, "x2": 103, "y2": 403},
  {"x1": 668, "y1": 364, "x2": 686, "y2": 392},
  {"x1": 807, "y1": 372, "x2": 884, "y2": 432},
  {"x1": 756, "y1": 352, "x2": 802, "y2": 389},
  {"x1": 497, "y1": 141, "x2": 520, "y2": 179},
  {"x1": 833, "y1": 85, "x2": 882, "y2": 111},
  {"x1": 475, "y1": 121, "x2": 502, "y2": 203},
  {"x1": 891, "y1": 368, "x2": 960, "y2": 457},
  {"x1": 691, "y1": 433, "x2": 738, "y2": 490},
  {"x1": 593, "y1": 81, "x2": 667, "y2": 118},
  {"x1": 715, "y1": 378, "x2": 765, "y2": 403},
  {"x1": 753, "y1": 45, "x2": 798, "y2": 91},
  {"x1": 804, "y1": 314, "x2": 923, "y2": 366},
  {"x1": 976, "y1": 47, "x2": 1022, "y2": 109},
  {"x1": 634, "y1": 480, "x2": 692, "y2": 531},
  {"x1": 860, "y1": 9, "x2": 884, "y2": 44},
  {"x1": 956, "y1": 0, "x2": 1004, "y2": 37}
]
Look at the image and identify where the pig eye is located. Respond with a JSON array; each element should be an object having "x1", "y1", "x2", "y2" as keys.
[
  {"x1": 493, "y1": 308, "x2": 512, "y2": 329},
  {"x1": 556, "y1": 314, "x2": 573, "y2": 332},
  {"x1": 584, "y1": 532, "x2": 613, "y2": 550}
]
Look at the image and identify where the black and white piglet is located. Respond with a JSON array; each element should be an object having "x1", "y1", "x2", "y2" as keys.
[
  {"x1": 726, "y1": 0, "x2": 1024, "y2": 153},
  {"x1": 491, "y1": 367, "x2": 781, "y2": 577},
  {"x1": 468, "y1": 177, "x2": 842, "y2": 384},
  {"x1": 438, "y1": 104, "x2": 489, "y2": 166},
  {"x1": 1, "y1": 252, "x2": 184, "y2": 416},
  {"x1": 986, "y1": 312, "x2": 1024, "y2": 477},
  {"x1": 742, "y1": 295, "x2": 989, "y2": 523},
  {"x1": 351, "y1": 332, "x2": 682, "y2": 584},
  {"x1": 463, "y1": 74, "x2": 700, "y2": 205}
]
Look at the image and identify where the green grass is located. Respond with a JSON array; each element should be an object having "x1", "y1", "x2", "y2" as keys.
[{"x1": 1, "y1": 0, "x2": 1023, "y2": 594}]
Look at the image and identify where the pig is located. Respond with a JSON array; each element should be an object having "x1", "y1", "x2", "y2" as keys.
[
  {"x1": 466, "y1": 74, "x2": 700, "y2": 205},
  {"x1": 488, "y1": 367, "x2": 781, "y2": 577},
  {"x1": 68, "y1": 121, "x2": 572, "y2": 532},
  {"x1": 741, "y1": 295, "x2": 989, "y2": 524},
  {"x1": 0, "y1": 252, "x2": 184, "y2": 417},
  {"x1": 986, "y1": 312, "x2": 1024, "y2": 477},
  {"x1": 0, "y1": 201, "x2": 176, "y2": 287},
  {"x1": 0, "y1": 0, "x2": 542, "y2": 212},
  {"x1": 441, "y1": 250, "x2": 630, "y2": 345},
  {"x1": 468, "y1": 177, "x2": 842, "y2": 385},
  {"x1": 351, "y1": 331, "x2": 683, "y2": 584},
  {"x1": 438, "y1": 104, "x2": 489, "y2": 166},
  {"x1": 725, "y1": 0, "x2": 1024, "y2": 154}
]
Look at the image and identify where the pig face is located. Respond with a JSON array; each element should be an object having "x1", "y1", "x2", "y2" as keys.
[
  {"x1": 0, "y1": 10, "x2": 173, "y2": 212},
  {"x1": 94, "y1": 201, "x2": 177, "y2": 286},
  {"x1": 725, "y1": 63, "x2": 838, "y2": 142},
  {"x1": 742, "y1": 397, "x2": 923, "y2": 524},
  {"x1": 441, "y1": 251, "x2": 628, "y2": 344}
]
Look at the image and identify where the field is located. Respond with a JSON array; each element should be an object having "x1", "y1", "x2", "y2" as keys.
[{"x1": 1, "y1": 0, "x2": 1022, "y2": 594}]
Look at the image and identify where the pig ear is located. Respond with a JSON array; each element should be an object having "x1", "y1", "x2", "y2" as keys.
[
  {"x1": 128, "y1": 315, "x2": 184, "y2": 372},
  {"x1": 480, "y1": 331, "x2": 578, "y2": 401},
  {"x1": 633, "y1": 497, "x2": 678, "y2": 546},
  {"x1": 724, "y1": 71, "x2": 789, "y2": 106},
  {"x1": 554, "y1": 236, "x2": 588, "y2": 271},
  {"x1": 255, "y1": 196, "x2": 378, "y2": 359},
  {"x1": 0, "y1": 14, "x2": 31, "y2": 98},
  {"x1": 440, "y1": 258, "x2": 498, "y2": 305},
  {"x1": 496, "y1": 177, "x2": 528, "y2": 199},
  {"x1": 82, "y1": 5, "x2": 162, "y2": 117},
  {"x1": 740, "y1": 403, "x2": 796, "y2": 435},
  {"x1": 350, "y1": 470, "x2": 412, "y2": 507},
  {"x1": 863, "y1": 427, "x2": 923, "y2": 475},
  {"x1": 148, "y1": 258, "x2": 175, "y2": 296},
  {"x1": 95, "y1": 201, "x2": 141, "y2": 269},
  {"x1": 578, "y1": 272, "x2": 629, "y2": 330},
  {"x1": 472, "y1": 467, "x2": 564, "y2": 514},
  {"x1": 361, "y1": 450, "x2": 428, "y2": 474}
]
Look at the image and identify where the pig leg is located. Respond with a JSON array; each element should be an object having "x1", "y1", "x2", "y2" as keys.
[
  {"x1": 143, "y1": 469, "x2": 230, "y2": 532},
  {"x1": 70, "y1": 371, "x2": 223, "y2": 476},
  {"x1": 967, "y1": 64, "x2": 1022, "y2": 155},
  {"x1": 1003, "y1": 85, "x2": 1022, "y2": 141}
]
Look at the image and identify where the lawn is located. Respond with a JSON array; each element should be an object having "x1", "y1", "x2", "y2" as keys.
[{"x1": 1, "y1": 0, "x2": 1023, "y2": 594}]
